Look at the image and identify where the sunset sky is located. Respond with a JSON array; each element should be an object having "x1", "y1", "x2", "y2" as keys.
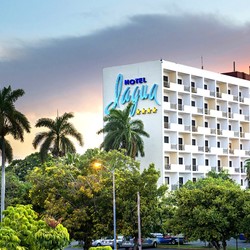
[{"x1": 1, "y1": 0, "x2": 250, "y2": 159}]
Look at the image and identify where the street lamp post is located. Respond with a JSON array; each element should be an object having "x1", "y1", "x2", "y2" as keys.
[
  {"x1": 93, "y1": 162, "x2": 117, "y2": 250},
  {"x1": 112, "y1": 169, "x2": 117, "y2": 250}
]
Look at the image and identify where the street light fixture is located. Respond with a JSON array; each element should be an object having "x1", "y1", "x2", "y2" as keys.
[{"x1": 93, "y1": 161, "x2": 117, "y2": 250}]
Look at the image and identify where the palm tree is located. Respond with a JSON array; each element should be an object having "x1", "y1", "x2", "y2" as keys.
[
  {"x1": 33, "y1": 112, "x2": 83, "y2": 161},
  {"x1": 97, "y1": 102, "x2": 149, "y2": 158},
  {"x1": 0, "y1": 85, "x2": 31, "y2": 221}
]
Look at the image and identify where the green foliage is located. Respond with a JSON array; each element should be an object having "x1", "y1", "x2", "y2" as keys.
[
  {"x1": 0, "y1": 204, "x2": 69, "y2": 250},
  {"x1": 206, "y1": 170, "x2": 231, "y2": 180},
  {"x1": 170, "y1": 177, "x2": 247, "y2": 250},
  {"x1": 1, "y1": 153, "x2": 55, "y2": 208},
  {"x1": 0, "y1": 226, "x2": 23, "y2": 250},
  {"x1": 97, "y1": 102, "x2": 149, "y2": 158},
  {"x1": 32, "y1": 112, "x2": 83, "y2": 161},
  {"x1": 6, "y1": 153, "x2": 47, "y2": 181},
  {"x1": 244, "y1": 159, "x2": 250, "y2": 186},
  {"x1": 89, "y1": 246, "x2": 112, "y2": 250},
  {"x1": 27, "y1": 149, "x2": 167, "y2": 248},
  {"x1": 34, "y1": 224, "x2": 70, "y2": 250},
  {"x1": 4, "y1": 171, "x2": 32, "y2": 206}
]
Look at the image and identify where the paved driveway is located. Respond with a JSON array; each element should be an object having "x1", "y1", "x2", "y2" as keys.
[{"x1": 64, "y1": 239, "x2": 250, "y2": 250}]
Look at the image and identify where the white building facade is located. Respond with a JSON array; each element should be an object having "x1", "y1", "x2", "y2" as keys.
[{"x1": 103, "y1": 60, "x2": 250, "y2": 190}]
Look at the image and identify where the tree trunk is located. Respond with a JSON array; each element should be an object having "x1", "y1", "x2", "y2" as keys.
[
  {"x1": 1, "y1": 138, "x2": 6, "y2": 222},
  {"x1": 222, "y1": 239, "x2": 227, "y2": 250},
  {"x1": 212, "y1": 240, "x2": 221, "y2": 250}
]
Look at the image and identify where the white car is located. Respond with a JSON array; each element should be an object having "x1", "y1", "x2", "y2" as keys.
[
  {"x1": 93, "y1": 235, "x2": 125, "y2": 248},
  {"x1": 121, "y1": 235, "x2": 159, "y2": 249}
]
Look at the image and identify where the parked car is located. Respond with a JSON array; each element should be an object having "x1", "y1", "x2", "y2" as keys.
[
  {"x1": 152, "y1": 233, "x2": 186, "y2": 245},
  {"x1": 93, "y1": 235, "x2": 125, "y2": 248},
  {"x1": 92, "y1": 239, "x2": 102, "y2": 247},
  {"x1": 121, "y1": 234, "x2": 158, "y2": 249}
]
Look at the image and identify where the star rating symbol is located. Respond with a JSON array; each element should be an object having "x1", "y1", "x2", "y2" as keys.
[
  {"x1": 135, "y1": 107, "x2": 158, "y2": 115},
  {"x1": 147, "y1": 108, "x2": 152, "y2": 113},
  {"x1": 152, "y1": 107, "x2": 157, "y2": 113}
]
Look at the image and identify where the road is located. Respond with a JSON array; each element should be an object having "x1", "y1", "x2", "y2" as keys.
[{"x1": 64, "y1": 239, "x2": 250, "y2": 250}]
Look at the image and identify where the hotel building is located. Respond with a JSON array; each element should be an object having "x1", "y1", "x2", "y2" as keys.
[{"x1": 103, "y1": 60, "x2": 250, "y2": 190}]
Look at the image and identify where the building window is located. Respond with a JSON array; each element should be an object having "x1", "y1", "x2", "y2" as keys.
[
  {"x1": 204, "y1": 121, "x2": 208, "y2": 127},
  {"x1": 164, "y1": 96, "x2": 168, "y2": 102},
  {"x1": 191, "y1": 81, "x2": 195, "y2": 87},
  {"x1": 192, "y1": 139, "x2": 196, "y2": 145},
  {"x1": 164, "y1": 136, "x2": 169, "y2": 143},
  {"x1": 228, "y1": 125, "x2": 231, "y2": 131},
  {"x1": 217, "y1": 105, "x2": 220, "y2": 111},
  {"x1": 228, "y1": 89, "x2": 231, "y2": 94},
  {"x1": 240, "y1": 109, "x2": 242, "y2": 114},
  {"x1": 205, "y1": 159, "x2": 209, "y2": 166},
  {"x1": 217, "y1": 141, "x2": 220, "y2": 148},
  {"x1": 165, "y1": 177, "x2": 170, "y2": 185},
  {"x1": 178, "y1": 118, "x2": 183, "y2": 124},
  {"x1": 163, "y1": 75, "x2": 169, "y2": 82},
  {"x1": 191, "y1": 100, "x2": 195, "y2": 107},
  {"x1": 179, "y1": 157, "x2": 183, "y2": 165},
  {"x1": 178, "y1": 79, "x2": 182, "y2": 85},
  {"x1": 240, "y1": 144, "x2": 243, "y2": 150},
  {"x1": 179, "y1": 177, "x2": 184, "y2": 186},
  {"x1": 204, "y1": 84, "x2": 207, "y2": 90},
  {"x1": 193, "y1": 178, "x2": 196, "y2": 182},
  {"x1": 229, "y1": 161, "x2": 232, "y2": 167},
  {"x1": 241, "y1": 179, "x2": 243, "y2": 186}
]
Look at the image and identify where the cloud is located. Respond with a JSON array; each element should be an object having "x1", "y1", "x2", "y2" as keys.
[{"x1": 1, "y1": 12, "x2": 250, "y2": 158}]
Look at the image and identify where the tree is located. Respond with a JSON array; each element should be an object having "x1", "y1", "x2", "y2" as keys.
[
  {"x1": 169, "y1": 177, "x2": 247, "y2": 250},
  {"x1": 244, "y1": 159, "x2": 250, "y2": 187},
  {"x1": 0, "y1": 204, "x2": 69, "y2": 250},
  {"x1": 27, "y1": 149, "x2": 167, "y2": 249},
  {"x1": 97, "y1": 102, "x2": 149, "y2": 159},
  {"x1": 0, "y1": 85, "x2": 30, "y2": 221},
  {"x1": 33, "y1": 112, "x2": 83, "y2": 161}
]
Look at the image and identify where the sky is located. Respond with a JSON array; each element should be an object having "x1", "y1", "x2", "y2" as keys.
[{"x1": 1, "y1": 0, "x2": 250, "y2": 159}]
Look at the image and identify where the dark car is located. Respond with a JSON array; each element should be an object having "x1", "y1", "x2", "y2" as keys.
[{"x1": 151, "y1": 233, "x2": 186, "y2": 245}]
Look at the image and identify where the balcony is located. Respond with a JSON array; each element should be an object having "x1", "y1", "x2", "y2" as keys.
[
  {"x1": 205, "y1": 147, "x2": 210, "y2": 152},
  {"x1": 204, "y1": 109, "x2": 210, "y2": 115},
  {"x1": 164, "y1": 122, "x2": 170, "y2": 129},
  {"x1": 165, "y1": 164, "x2": 171, "y2": 170},
  {"x1": 178, "y1": 104, "x2": 184, "y2": 111},
  {"x1": 191, "y1": 87, "x2": 197, "y2": 93},
  {"x1": 216, "y1": 92, "x2": 222, "y2": 98},
  {"x1": 171, "y1": 144, "x2": 177, "y2": 150},
  {"x1": 192, "y1": 126, "x2": 198, "y2": 132},
  {"x1": 170, "y1": 104, "x2": 177, "y2": 109},
  {"x1": 164, "y1": 81, "x2": 170, "y2": 88},
  {"x1": 217, "y1": 129, "x2": 222, "y2": 135},
  {"x1": 192, "y1": 165, "x2": 198, "y2": 171}
]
